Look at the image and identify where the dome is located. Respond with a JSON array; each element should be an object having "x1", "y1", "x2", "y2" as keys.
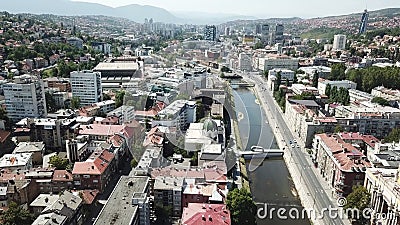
[{"x1": 203, "y1": 118, "x2": 218, "y2": 132}]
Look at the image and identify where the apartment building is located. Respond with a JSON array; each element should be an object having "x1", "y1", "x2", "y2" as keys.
[
  {"x1": 313, "y1": 133, "x2": 370, "y2": 196},
  {"x1": 70, "y1": 70, "x2": 102, "y2": 106},
  {"x1": 152, "y1": 100, "x2": 196, "y2": 131},
  {"x1": 3, "y1": 74, "x2": 47, "y2": 121},
  {"x1": 258, "y1": 54, "x2": 299, "y2": 71},
  {"x1": 153, "y1": 176, "x2": 184, "y2": 217}
]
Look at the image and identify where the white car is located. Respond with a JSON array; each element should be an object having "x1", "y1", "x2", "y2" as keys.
[
  {"x1": 293, "y1": 139, "x2": 297, "y2": 143},
  {"x1": 291, "y1": 144, "x2": 295, "y2": 148}
]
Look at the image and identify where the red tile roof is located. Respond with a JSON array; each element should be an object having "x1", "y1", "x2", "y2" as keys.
[
  {"x1": 72, "y1": 150, "x2": 114, "y2": 175},
  {"x1": 181, "y1": 203, "x2": 231, "y2": 225},
  {"x1": 78, "y1": 124, "x2": 125, "y2": 137},
  {"x1": 317, "y1": 133, "x2": 371, "y2": 171}
]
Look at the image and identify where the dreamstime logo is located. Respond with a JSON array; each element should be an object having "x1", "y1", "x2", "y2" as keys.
[{"x1": 337, "y1": 197, "x2": 347, "y2": 207}]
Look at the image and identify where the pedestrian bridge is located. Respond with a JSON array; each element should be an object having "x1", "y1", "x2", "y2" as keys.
[{"x1": 237, "y1": 149, "x2": 284, "y2": 159}]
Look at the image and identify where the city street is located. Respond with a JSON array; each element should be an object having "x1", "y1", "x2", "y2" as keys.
[{"x1": 244, "y1": 73, "x2": 351, "y2": 225}]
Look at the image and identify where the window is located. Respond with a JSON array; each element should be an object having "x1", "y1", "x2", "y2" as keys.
[{"x1": 93, "y1": 179, "x2": 98, "y2": 183}]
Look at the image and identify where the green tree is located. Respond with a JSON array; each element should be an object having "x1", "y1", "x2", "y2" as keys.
[
  {"x1": 293, "y1": 73, "x2": 298, "y2": 83},
  {"x1": 274, "y1": 72, "x2": 282, "y2": 91},
  {"x1": 325, "y1": 84, "x2": 332, "y2": 96},
  {"x1": 384, "y1": 128, "x2": 400, "y2": 143},
  {"x1": 312, "y1": 71, "x2": 319, "y2": 88},
  {"x1": 330, "y1": 63, "x2": 346, "y2": 80},
  {"x1": 71, "y1": 96, "x2": 80, "y2": 109},
  {"x1": 345, "y1": 185, "x2": 371, "y2": 225},
  {"x1": 49, "y1": 155, "x2": 69, "y2": 170},
  {"x1": 253, "y1": 41, "x2": 263, "y2": 49},
  {"x1": 0, "y1": 201, "x2": 35, "y2": 225},
  {"x1": 226, "y1": 188, "x2": 257, "y2": 225},
  {"x1": 285, "y1": 78, "x2": 290, "y2": 87},
  {"x1": 115, "y1": 90, "x2": 125, "y2": 108},
  {"x1": 130, "y1": 159, "x2": 138, "y2": 168},
  {"x1": 190, "y1": 152, "x2": 198, "y2": 166},
  {"x1": 102, "y1": 93, "x2": 111, "y2": 101},
  {"x1": 155, "y1": 203, "x2": 172, "y2": 224},
  {"x1": 371, "y1": 97, "x2": 390, "y2": 106},
  {"x1": 196, "y1": 101, "x2": 205, "y2": 121},
  {"x1": 334, "y1": 125, "x2": 344, "y2": 133}
]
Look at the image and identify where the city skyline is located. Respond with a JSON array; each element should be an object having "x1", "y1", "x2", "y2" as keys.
[{"x1": 72, "y1": 0, "x2": 400, "y2": 18}]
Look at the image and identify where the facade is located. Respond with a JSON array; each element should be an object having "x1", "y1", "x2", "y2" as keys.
[
  {"x1": 204, "y1": 25, "x2": 217, "y2": 41},
  {"x1": 153, "y1": 176, "x2": 184, "y2": 216},
  {"x1": 371, "y1": 86, "x2": 400, "y2": 102},
  {"x1": 107, "y1": 106, "x2": 136, "y2": 124},
  {"x1": 25, "y1": 168, "x2": 74, "y2": 194},
  {"x1": 359, "y1": 9, "x2": 369, "y2": 34},
  {"x1": 318, "y1": 80, "x2": 357, "y2": 95},
  {"x1": 238, "y1": 53, "x2": 252, "y2": 71},
  {"x1": 94, "y1": 176, "x2": 150, "y2": 225},
  {"x1": 313, "y1": 133, "x2": 371, "y2": 196},
  {"x1": 349, "y1": 89, "x2": 373, "y2": 103},
  {"x1": 3, "y1": 75, "x2": 47, "y2": 121},
  {"x1": 268, "y1": 68, "x2": 295, "y2": 81},
  {"x1": 41, "y1": 190, "x2": 83, "y2": 225},
  {"x1": 70, "y1": 70, "x2": 102, "y2": 106},
  {"x1": 258, "y1": 55, "x2": 299, "y2": 71},
  {"x1": 72, "y1": 148, "x2": 116, "y2": 193},
  {"x1": 332, "y1": 34, "x2": 346, "y2": 50},
  {"x1": 152, "y1": 100, "x2": 197, "y2": 131},
  {"x1": 365, "y1": 167, "x2": 400, "y2": 225}
]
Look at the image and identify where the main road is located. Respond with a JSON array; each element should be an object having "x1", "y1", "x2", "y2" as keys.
[{"x1": 244, "y1": 73, "x2": 350, "y2": 225}]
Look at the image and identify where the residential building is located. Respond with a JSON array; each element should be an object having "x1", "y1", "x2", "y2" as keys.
[
  {"x1": 364, "y1": 167, "x2": 400, "y2": 225},
  {"x1": 371, "y1": 86, "x2": 400, "y2": 102},
  {"x1": 313, "y1": 133, "x2": 370, "y2": 196},
  {"x1": 93, "y1": 58, "x2": 142, "y2": 88},
  {"x1": 41, "y1": 190, "x2": 83, "y2": 225},
  {"x1": 92, "y1": 42, "x2": 111, "y2": 54},
  {"x1": 348, "y1": 89, "x2": 373, "y2": 103},
  {"x1": 13, "y1": 142, "x2": 45, "y2": 165},
  {"x1": 368, "y1": 141, "x2": 400, "y2": 169},
  {"x1": 204, "y1": 25, "x2": 217, "y2": 41},
  {"x1": 15, "y1": 118, "x2": 78, "y2": 151},
  {"x1": 0, "y1": 153, "x2": 33, "y2": 171},
  {"x1": 291, "y1": 84, "x2": 319, "y2": 96},
  {"x1": 32, "y1": 213, "x2": 67, "y2": 225},
  {"x1": 72, "y1": 148, "x2": 116, "y2": 192},
  {"x1": 133, "y1": 145, "x2": 166, "y2": 176},
  {"x1": 70, "y1": 70, "x2": 102, "y2": 106},
  {"x1": 152, "y1": 100, "x2": 197, "y2": 131},
  {"x1": 0, "y1": 129, "x2": 14, "y2": 156},
  {"x1": 238, "y1": 53, "x2": 252, "y2": 71},
  {"x1": 318, "y1": 80, "x2": 357, "y2": 95},
  {"x1": 25, "y1": 168, "x2": 74, "y2": 194},
  {"x1": 298, "y1": 66, "x2": 332, "y2": 79},
  {"x1": 30, "y1": 194, "x2": 60, "y2": 215},
  {"x1": 332, "y1": 34, "x2": 346, "y2": 50},
  {"x1": 182, "y1": 179, "x2": 227, "y2": 208},
  {"x1": 258, "y1": 54, "x2": 299, "y2": 71},
  {"x1": 198, "y1": 144, "x2": 225, "y2": 166},
  {"x1": 107, "y1": 105, "x2": 136, "y2": 123},
  {"x1": 3, "y1": 74, "x2": 47, "y2": 121},
  {"x1": 94, "y1": 176, "x2": 150, "y2": 225},
  {"x1": 153, "y1": 176, "x2": 184, "y2": 216},
  {"x1": 181, "y1": 203, "x2": 231, "y2": 225}
]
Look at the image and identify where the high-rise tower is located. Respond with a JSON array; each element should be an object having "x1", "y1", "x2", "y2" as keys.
[{"x1": 359, "y1": 9, "x2": 369, "y2": 34}]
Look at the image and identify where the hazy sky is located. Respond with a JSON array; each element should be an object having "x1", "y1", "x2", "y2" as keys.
[{"x1": 71, "y1": 0, "x2": 400, "y2": 18}]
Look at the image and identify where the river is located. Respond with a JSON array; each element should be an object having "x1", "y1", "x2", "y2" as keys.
[{"x1": 233, "y1": 88, "x2": 310, "y2": 225}]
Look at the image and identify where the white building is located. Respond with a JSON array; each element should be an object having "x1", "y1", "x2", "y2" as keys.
[
  {"x1": 371, "y1": 86, "x2": 400, "y2": 102},
  {"x1": 258, "y1": 55, "x2": 299, "y2": 71},
  {"x1": 318, "y1": 80, "x2": 357, "y2": 95},
  {"x1": 364, "y1": 167, "x2": 400, "y2": 225},
  {"x1": 238, "y1": 53, "x2": 252, "y2": 71},
  {"x1": 0, "y1": 153, "x2": 33, "y2": 171},
  {"x1": 268, "y1": 68, "x2": 295, "y2": 81},
  {"x1": 70, "y1": 70, "x2": 102, "y2": 106},
  {"x1": 152, "y1": 100, "x2": 196, "y2": 131},
  {"x1": 3, "y1": 74, "x2": 47, "y2": 121},
  {"x1": 332, "y1": 34, "x2": 346, "y2": 50},
  {"x1": 349, "y1": 89, "x2": 373, "y2": 103}
]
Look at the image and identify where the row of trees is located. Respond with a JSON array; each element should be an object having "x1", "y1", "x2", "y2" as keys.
[
  {"x1": 325, "y1": 84, "x2": 350, "y2": 105},
  {"x1": 346, "y1": 66, "x2": 400, "y2": 93}
]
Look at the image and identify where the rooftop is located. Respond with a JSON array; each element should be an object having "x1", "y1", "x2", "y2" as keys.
[
  {"x1": 94, "y1": 62, "x2": 139, "y2": 71},
  {"x1": 181, "y1": 203, "x2": 231, "y2": 225},
  {"x1": 94, "y1": 176, "x2": 149, "y2": 225},
  {"x1": 0, "y1": 153, "x2": 32, "y2": 168},
  {"x1": 32, "y1": 213, "x2": 67, "y2": 225},
  {"x1": 13, "y1": 142, "x2": 45, "y2": 153}
]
